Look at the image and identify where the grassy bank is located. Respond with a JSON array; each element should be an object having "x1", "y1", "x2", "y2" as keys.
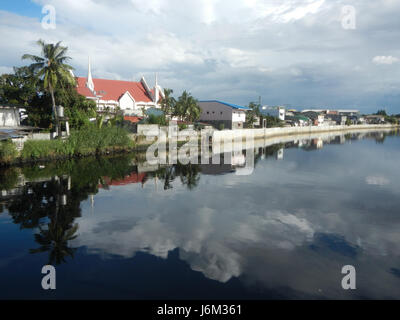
[{"x1": 0, "y1": 125, "x2": 135, "y2": 165}]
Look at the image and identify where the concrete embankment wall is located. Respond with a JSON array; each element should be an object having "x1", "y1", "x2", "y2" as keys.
[{"x1": 212, "y1": 124, "x2": 398, "y2": 142}]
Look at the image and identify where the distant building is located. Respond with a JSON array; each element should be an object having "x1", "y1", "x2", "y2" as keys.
[
  {"x1": 198, "y1": 100, "x2": 251, "y2": 129},
  {"x1": 302, "y1": 109, "x2": 360, "y2": 117},
  {"x1": 260, "y1": 106, "x2": 285, "y2": 121},
  {"x1": 301, "y1": 111, "x2": 325, "y2": 126},
  {"x1": 365, "y1": 115, "x2": 385, "y2": 124},
  {"x1": 325, "y1": 114, "x2": 347, "y2": 125},
  {"x1": 76, "y1": 58, "x2": 164, "y2": 116},
  {"x1": 285, "y1": 114, "x2": 310, "y2": 127},
  {"x1": 337, "y1": 110, "x2": 360, "y2": 116}
]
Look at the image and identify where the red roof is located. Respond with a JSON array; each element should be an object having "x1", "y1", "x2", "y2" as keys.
[
  {"x1": 124, "y1": 116, "x2": 142, "y2": 123},
  {"x1": 76, "y1": 77, "x2": 153, "y2": 103},
  {"x1": 100, "y1": 173, "x2": 147, "y2": 187}
]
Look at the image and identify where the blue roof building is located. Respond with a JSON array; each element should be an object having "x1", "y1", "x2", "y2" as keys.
[{"x1": 197, "y1": 100, "x2": 250, "y2": 129}]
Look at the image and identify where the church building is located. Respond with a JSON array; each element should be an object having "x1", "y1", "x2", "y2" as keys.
[{"x1": 76, "y1": 58, "x2": 164, "y2": 116}]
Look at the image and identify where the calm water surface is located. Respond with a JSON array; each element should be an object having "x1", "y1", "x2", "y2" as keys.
[{"x1": 1, "y1": 130, "x2": 400, "y2": 299}]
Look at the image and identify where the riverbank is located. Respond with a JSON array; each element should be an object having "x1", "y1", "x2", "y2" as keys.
[
  {"x1": 1, "y1": 124, "x2": 398, "y2": 166},
  {"x1": 0, "y1": 125, "x2": 135, "y2": 166},
  {"x1": 212, "y1": 124, "x2": 400, "y2": 142}
]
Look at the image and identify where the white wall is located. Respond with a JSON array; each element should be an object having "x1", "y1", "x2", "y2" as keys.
[
  {"x1": 0, "y1": 108, "x2": 20, "y2": 127},
  {"x1": 119, "y1": 92, "x2": 135, "y2": 111},
  {"x1": 232, "y1": 110, "x2": 246, "y2": 122},
  {"x1": 262, "y1": 107, "x2": 285, "y2": 121}
]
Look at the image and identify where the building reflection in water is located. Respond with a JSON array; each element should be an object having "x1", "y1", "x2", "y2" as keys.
[{"x1": 0, "y1": 129, "x2": 399, "y2": 298}]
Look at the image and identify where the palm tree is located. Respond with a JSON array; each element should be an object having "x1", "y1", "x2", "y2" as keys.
[
  {"x1": 175, "y1": 91, "x2": 200, "y2": 122},
  {"x1": 177, "y1": 163, "x2": 200, "y2": 190},
  {"x1": 22, "y1": 39, "x2": 75, "y2": 136},
  {"x1": 161, "y1": 88, "x2": 176, "y2": 116},
  {"x1": 30, "y1": 222, "x2": 79, "y2": 265},
  {"x1": 245, "y1": 102, "x2": 261, "y2": 128}
]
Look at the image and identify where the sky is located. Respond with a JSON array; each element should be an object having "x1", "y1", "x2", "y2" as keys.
[{"x1": 0, "y1": 0, "x2": 400, "y2": 113}]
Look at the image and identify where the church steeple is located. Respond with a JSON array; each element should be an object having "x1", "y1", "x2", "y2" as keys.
[
  {"x1": 86, "y1": 57, "x2": 95, "y2": 94},
  {"x1": 154, "y1": 73, "x2": 159, "y2": 104}
]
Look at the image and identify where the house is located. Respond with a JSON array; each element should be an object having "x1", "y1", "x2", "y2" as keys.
[
  {"x1": 198, "y1": 100, "x2": 251, "y2": 129},
  {"x1": 260, "y1": 106, "x2": 285, "y2": 121},
  {"x1": 285, "y1": 114, "x2": 310, "y2": 127},
  {"x1": 337, "y1": 109, "x2": 360, "y2": 117},
  {"x1": 301, "y1": 111, "x2": 325, "y2": 126},
  {"x1": 325, "y1": 114, "x2": 347, "y2": 125},
  {"x1": 0, "y1": 106, "x2": 21, "y2": 127},
  {"x1": 76, "y1": 58, "x2": 164, "y2": 116},
  {"x1": 365, "y1": 115, "x2": 385, "y2": 124}
]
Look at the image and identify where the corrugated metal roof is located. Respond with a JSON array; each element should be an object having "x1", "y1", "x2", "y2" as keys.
[
  {"x1": 199, "y1": 100, "x2": 251, "y2": 110},
  {"x1": 0, "y1": 129, "x2": 25, "y2": 140}
]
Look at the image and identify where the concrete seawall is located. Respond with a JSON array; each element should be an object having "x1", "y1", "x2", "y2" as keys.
[{"x1": 212, "y1": 124, "x2": 399, "y2": 142}]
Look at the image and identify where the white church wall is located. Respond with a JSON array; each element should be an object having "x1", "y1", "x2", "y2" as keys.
[{"x1": 119, "y1": 92, "x2": 135, "y2": 111}]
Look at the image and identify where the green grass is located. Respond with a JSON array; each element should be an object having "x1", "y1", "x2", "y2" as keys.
[
  {"x1": 0, "y1": 140, "x2": 19, "y2": 164},
  {"x1": 67, "y1": 125, "x2": 133, "y2": 155},
  {"x1": 21, "y1": 139, "x2": 67, "y2": 160},
  {"x1": 16, "y1": 125, "x2": 135, "y2": 162},
  {"x1": 0, "y1": 167, "x2": 19, "y2": 189}
]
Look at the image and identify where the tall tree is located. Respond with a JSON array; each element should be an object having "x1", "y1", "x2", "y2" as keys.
[
  {"x1": 22, "y1": 39, "x2": 75, "y2": 136},
  {"x1": 0, "y1": 66, "x2": 38, "y2": 106},
  {"x1": 161, "y1": 88, "x2": 176, "y2": 115},
  {"x1": 175, "y1": 90, "x2": 200, "y2": 122},
  {"x1": 245, "y1": 101, "x2": 261, "y2": 128}
]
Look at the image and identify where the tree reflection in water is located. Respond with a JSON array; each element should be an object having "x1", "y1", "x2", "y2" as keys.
[
  {"x1": 1, "y1": 130, "x2": 398, "y2": 265},
  {"x1": 1, "y1": 155, "x2": 203, "y2": 265}
]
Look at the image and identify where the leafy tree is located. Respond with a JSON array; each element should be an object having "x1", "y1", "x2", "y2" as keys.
[
  {"x1": 174, "y1": 91, "x2": 200, "y2": 122},
  {"x1": 146, "y1": 114, "x2": 167, "y2": 125},
  {"x1": 22, "y1": 39, "x2": 75, "y2": 135},
  {"x1": 245, "y1": 102, "x2": 261, "y2": 128},
  {"x1": 0, "y1": 66, "x2": 38, "y2": 106},
  {"x1": 384, "y1": 115, "x2": 398, "y2": 125},
  {"x1": 376, "y1": 110, "x2": 387, "y2": 116},
  {"x1": 263, "y1": 115, "x2": 284, "y2": 128}
]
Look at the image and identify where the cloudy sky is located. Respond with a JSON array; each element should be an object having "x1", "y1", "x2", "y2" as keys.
[{"x1": 1, "y1": 0, "x2": 400, "y2": 113}]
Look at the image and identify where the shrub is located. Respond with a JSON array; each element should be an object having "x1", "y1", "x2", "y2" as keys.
[
  {"x1": 68, "y1": 125, "x2": 133, "y2": 155},
  {"x1": 0, "y1": 167, "x2": 19, "y2": 189},
  {"x1": 0, "y1": 140, "x2": 18, "y2": 163},
  {"x1": 21, "y1": 139, "x2": 67, "y2": 160},
  {"x1": 146, "y1": 114, "x2": 167, "y2": 126},
  {"x1": 219, "y1": 123, "x2": 225, "y2": 130},
  {"x1": 20, "y1": 124, "x2": 134, "y2": 161}
]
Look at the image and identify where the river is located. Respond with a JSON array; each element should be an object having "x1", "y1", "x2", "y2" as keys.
[{"x1": 0, "y1": 130, "x2": 399, "y2": 299}]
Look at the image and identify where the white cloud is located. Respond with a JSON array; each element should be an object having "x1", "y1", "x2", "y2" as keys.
[
  {"x1": 1, "y1": 0, "x2": 400, "y2": 111},
  {"x1": 372, "y1": 56, "x2": 399, "y2": 65},
  {"x1": 365, "y1": 175, "x2": 390, "y2": 186}
]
